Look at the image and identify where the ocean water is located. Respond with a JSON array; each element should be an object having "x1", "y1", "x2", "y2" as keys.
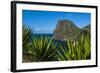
[
  {"x1": 32, "y1": 34, "x2": 68, "y2": 49},
  {"x1": 33, "y1": 34, "x2": 53, "y2": 38}
]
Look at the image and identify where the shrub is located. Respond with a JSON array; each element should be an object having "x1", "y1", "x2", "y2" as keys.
[
  {"x1": 26, "y1": 36, "x2": 58, "y2": 62},
  {"x1": 56, "y1": 34, "x2": 91, "y2": 61},
  {"x1": 22, "y1": 25, "x2": 33, "y2": 62}
]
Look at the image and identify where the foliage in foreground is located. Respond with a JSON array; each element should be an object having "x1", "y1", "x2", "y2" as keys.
[
  {"x1": 56, "y1": 34, "x2": 91, "y2": 61},
  {"x1": 22, "y1": 25, "x2": 91, "y2": 62},
  {"x1": 25, "y1": 36, "x2": 58, "y2": 62},
  {"x1": 22, "y1": 25, "x2": 33, "y2": 62},
  {"x1": 23, "y1": 25, "x2": 33, "y2": 53}
]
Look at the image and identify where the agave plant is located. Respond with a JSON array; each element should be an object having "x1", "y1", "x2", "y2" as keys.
[
  {"x1": 22, "y1": 25, "x2": 33, "y2": 62},
  {"x1": 26, "y1": 36, "x2": 58, "y2": 62},
  {"x1": 22, "y1": 25, "x2": 33, "y2": 53},
  {"x1": 56, "y1": 34, "x2": 91, "y2": 61}
]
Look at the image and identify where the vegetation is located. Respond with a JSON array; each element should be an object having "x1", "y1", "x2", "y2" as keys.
[
  {"x1": 22, "y1": 25, "x2": 91, "y2": 62},
  {"x1": 25, "y1": 36, "x2": 58, "y2": 62},
  {"x1": 22, "y1": 25, "x2": 33, "y2": 62},
  {"x1": 56, "y1": 34, "x2": 91, "y2": 61},
  {"x1": 23, "y1": 25, "x2": 33, "y2": 53}
]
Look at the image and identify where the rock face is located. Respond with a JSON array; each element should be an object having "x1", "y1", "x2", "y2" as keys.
[
  {"x1": 53, "y1": 20, "x2": 80, "y2": 41},
  {"x1": 83, "y1": 25, "x2": 91, "y2": 32},
  {"x1": 77, "y1": 25, "x2": 91, "y2": 38},
  {"x1": 53, "y1": 20, "x2": 90, "y2": 41}
]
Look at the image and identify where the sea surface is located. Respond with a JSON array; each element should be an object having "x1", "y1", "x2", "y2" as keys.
[
  {"x1": 33, "y1": 34, "x2": 68, "y2": 49},
  {"x1": 33, "y1": 34, "x2": 53, "y2": 37}
]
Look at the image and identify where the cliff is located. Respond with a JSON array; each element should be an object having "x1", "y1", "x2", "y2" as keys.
[{"x1": 53, "y1": 20, "x2": 90, "y2": 41}]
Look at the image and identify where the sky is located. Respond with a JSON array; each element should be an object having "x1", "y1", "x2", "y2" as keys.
[{"x1": 22, "y1": 10, "x2": 91, "y2": 34}]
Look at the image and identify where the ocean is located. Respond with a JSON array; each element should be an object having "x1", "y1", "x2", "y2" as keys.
[
  {"x1": 32, "y1": 34, "x2": 68, "y2": 49},
  {"x1": 33, "y1": 34, "x2": 53, "y2": 38}
]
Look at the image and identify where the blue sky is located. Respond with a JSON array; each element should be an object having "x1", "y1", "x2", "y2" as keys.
[{"x1": 22, "y1": 10, "x2": 91, "y2": 34}]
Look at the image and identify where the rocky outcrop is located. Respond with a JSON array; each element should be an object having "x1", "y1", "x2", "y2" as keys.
[
  {"x1": 53, "y1": 20, "x2": 90, "y2": 41},
  {"x1": 83, "y1": 25, "x2": 91, "y2": 32},
  {"x1": 53, "y1": 20, "x2": 80, "y2": 41},
  {"x1": 77, "y1": 25, "x2": 91, "y2": 38}
]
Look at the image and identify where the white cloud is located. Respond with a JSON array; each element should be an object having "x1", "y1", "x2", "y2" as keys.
[{"x1": 35, "y1": 28, "x2": 40, "y2": 31}]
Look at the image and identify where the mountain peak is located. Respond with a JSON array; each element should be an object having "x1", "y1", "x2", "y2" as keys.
[
  {"x1": 57, "y1": 20, "x2": 76, "y2": 28},
  {"x1": 53, "y1": 20, "x2": 80, "y2": 41}
]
